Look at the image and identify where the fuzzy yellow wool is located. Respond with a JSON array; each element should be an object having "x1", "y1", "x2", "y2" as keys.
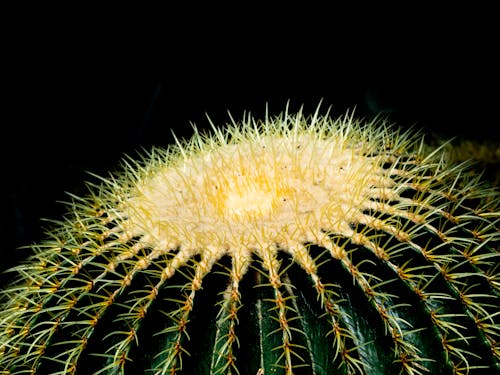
[{"x1": 118, "y1": 108, "x2": 407, "y2": 277}]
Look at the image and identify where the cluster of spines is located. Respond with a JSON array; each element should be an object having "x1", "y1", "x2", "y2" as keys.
[{"x1": 0, "y1": 109, "x2": 498, "y2": 375}]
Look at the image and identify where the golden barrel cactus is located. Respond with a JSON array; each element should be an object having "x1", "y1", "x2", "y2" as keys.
[{"x1": 0, "y1": 104, "x2": 498, "y2": 374}]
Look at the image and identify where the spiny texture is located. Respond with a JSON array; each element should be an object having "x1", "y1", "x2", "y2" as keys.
[
  {"x1": 0, "y1": 106, "x2": 499, "y2": 375},
  {"x1": 435, "y1": 138, "x2": 500, "y2": 187}
]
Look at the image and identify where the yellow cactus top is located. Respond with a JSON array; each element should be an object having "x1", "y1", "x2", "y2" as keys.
[{"x1": 113, "y1": 107, "x2": 428, "y2": 285}]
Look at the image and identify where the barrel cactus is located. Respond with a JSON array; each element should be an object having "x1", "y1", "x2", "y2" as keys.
[{"x1": 1, "y1": 104, "x2": 498, "y2": 374}]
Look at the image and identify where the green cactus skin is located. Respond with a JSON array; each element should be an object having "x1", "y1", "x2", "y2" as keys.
[{"x1": 1, "y1": 104, "x2": 499, "y2": 375}]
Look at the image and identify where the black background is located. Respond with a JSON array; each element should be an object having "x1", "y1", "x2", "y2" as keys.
[{"x1": 1, "y1": 7, "x2": 498, "y2": 283}]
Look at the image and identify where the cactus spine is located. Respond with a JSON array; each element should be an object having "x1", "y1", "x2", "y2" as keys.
[{"x1": 0, "y1": 104, "x2": 499, "y2": 374}]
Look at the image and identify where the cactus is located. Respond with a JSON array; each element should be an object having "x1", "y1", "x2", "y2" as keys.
[
  {"x1": 1, "y1": 104, "x2": 499, "y2": 375},
  {"x1": 428, "y1": 137, "x2": 500, "y2": 187}
]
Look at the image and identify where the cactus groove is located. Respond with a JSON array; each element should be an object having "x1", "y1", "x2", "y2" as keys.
[{"x1": 1, "y1": 104, "x2": 499, "y2": 374}]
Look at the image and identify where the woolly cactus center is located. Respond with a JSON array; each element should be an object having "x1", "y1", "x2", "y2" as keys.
[
  {"x1": 223, "y1": 183, "x2": 275, "y2": 219},
  {"x1": 124, "y1": 134, "x2": 387, "y2": 252}
]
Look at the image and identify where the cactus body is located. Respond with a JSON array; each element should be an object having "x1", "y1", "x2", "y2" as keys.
[{"x1": 1, "y1": 105, "x2": 499, "y2": 374}]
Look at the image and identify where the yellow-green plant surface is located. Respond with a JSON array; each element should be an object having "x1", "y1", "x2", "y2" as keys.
[{"x1": 1, "y1": 105, "x2": 499, "y2": 374}]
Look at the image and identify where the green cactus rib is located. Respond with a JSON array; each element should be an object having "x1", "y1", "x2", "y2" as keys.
[{"x1": 1, "y1": 105, "x2": 499, "y2": 374}]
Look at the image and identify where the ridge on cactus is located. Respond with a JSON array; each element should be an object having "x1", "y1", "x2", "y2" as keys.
[{"x1": 0, "y1": 103, "x2": 499, "y2": 375}]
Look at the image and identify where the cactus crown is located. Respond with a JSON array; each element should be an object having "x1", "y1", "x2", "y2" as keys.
[{"x1": 1, "y1": 104, "x2": 499, "y2": 374}]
